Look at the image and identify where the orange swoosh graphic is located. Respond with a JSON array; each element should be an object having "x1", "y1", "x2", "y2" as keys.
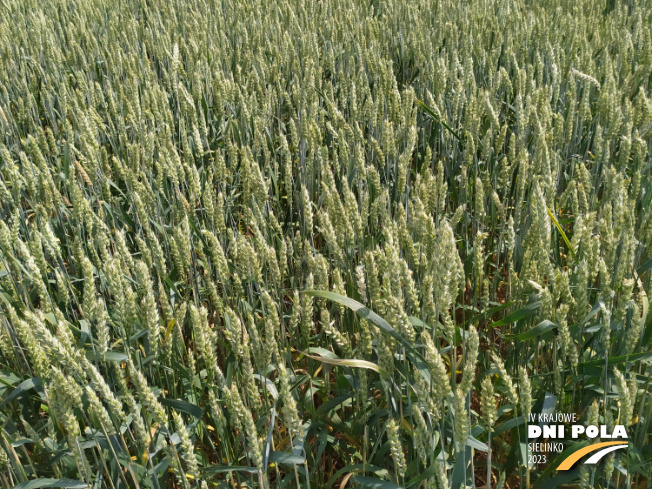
[{"x1": 557, "y1": 441, "x2": 628, "y2": 470}]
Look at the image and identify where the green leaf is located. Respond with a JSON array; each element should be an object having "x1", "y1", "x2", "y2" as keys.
[
  {"x1": 0, "y1": 369, "x2": 21, "y2": 387},
  {"x1": 493, "y1": 416, "x2": 526, "y2": 436},
  {"x1": 202, "y1": 465, "x2": 259, "y2": 475},
  {"x1": 461, "y1": 301, "x2": 513, "y2": 329},
  {"x1": 416, "y1": 99, "x2": 461, "y2": 141},
  {"x1": 78, "y1": 319, "x2": 90, "y2": 346},
  {"x1": 541, "y1": 392, "x2": 557, "y2": 416},
  {"x1": 546, "y1": 206, "x2": 577, "y2": 262},
  {"x1": 302, "y1": 291, "x2": 431, "y2": 381},
  {"x1": 159, "y1": 398, "x2": 203, "y2": 419},
  {"x1": 0, "y1": 288, "x2": 19, "y2": 309},
  {"x1": 351, "y1": 476, "x2": 403, "y2": 489},
  {"x1": 302, "y1": 351, "x2": 389, "y2": 378},
  {"x1": 86, "y1": 351, "x2": 128, "y2": 362},
  {"x1": 326, "y1": 464, "x2": 388, "y2": 488},
  {"x1": 268, "y1": 451, "x2": 306, "y2": 465},
  {"x1": 316, "y1": 394, "x2": 353, "y2": 416},
  {"x1": 506, "y1": 320, "x2": 557, "y2": 341},
  {"x1": 466, "y1": 435, "x2": 488, "y2": 452},
  {"x1": 577, "y1": 351, "x2": 652, "y2": 368},
  {"x1": 305, "y1": 347, "x2": 338, "y2": 359},
  {"x1": 407, "y1": 316, "x2": 429, "y2": 329},
  {"x1": 580, "y1": 299, "x2": 602, "y2": 326},
  {"x1": 490, "y1": 301, "x2": 542, "y2": 328},
  {"x1": 520, "y1": 442, "x2": 530, "y2": 469},
  {"x1": 533, "y1": 468, "x2": 582, "y2": 488},
  {"x1": 637, "y1": 256, "x2": 652, "y2": 274},
  {"x1": 405, "y1": 461, "x2": 439, "y2": 488},
  {"x1": 451, "y1": 445, "x2": 472, "y2": 489},
  {"x1": 11, "y1": 479, "x2": 89, "y2": 489},
  {"x1": 253, "y1": 373, "x2": 278, "y2": 400},
  {"x1": 0, "y1": 377, "x2": 44, "y2": 408},
  {"x1": 12, "y1": 438, "x2": 34, "y2": 447},
  {"x1": 43, "y1": 313, "x2": 58, "y2": 326}
]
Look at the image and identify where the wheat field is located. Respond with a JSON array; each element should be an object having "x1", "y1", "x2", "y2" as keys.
[{"x1": 0, "y1": 0, "x2": 650, "y2": 488}]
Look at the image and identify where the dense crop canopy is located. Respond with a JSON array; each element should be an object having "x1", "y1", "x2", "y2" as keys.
[{"x1": 0, "y1": 0, "x2": 650, "y2": 487}]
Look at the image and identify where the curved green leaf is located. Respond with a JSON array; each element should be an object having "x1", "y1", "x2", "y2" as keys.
[
  {"x1": 202, "y1": 465, "x2": 259, "y2": 475},
  {"x1": 352, "y1": 476, "x2": 403, "y2": 489},
  {"x1": 302, "y1": 351, "x2": 389, "y2": 378},
  {"x1": 490, "y1": 301, "x2": 542, "y2": 328},
  {"x1": 506, "y1": 320, "x2": 557, "y2": 341},
  {"x1": 268, "y1": 451, "x2": 306, "y2": 465},
  {"x1": 1, "y1": 377, "x2": 44, "y2": 408},
  {"x1": 11, "y1": 479, "x2": 89, "y2": 489},
  {"x1": 86, "y1": 351, "x2": 128, "y2": 362},
  {"x1": 546, "y1": 206, "x2": 577, "y2": 262},
  {"x1": 302, "y1": 290, "x2": 431, "y2": 381},
  {"x1": 159, "y1": 398, "x2": 203, "y2": 419}
]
